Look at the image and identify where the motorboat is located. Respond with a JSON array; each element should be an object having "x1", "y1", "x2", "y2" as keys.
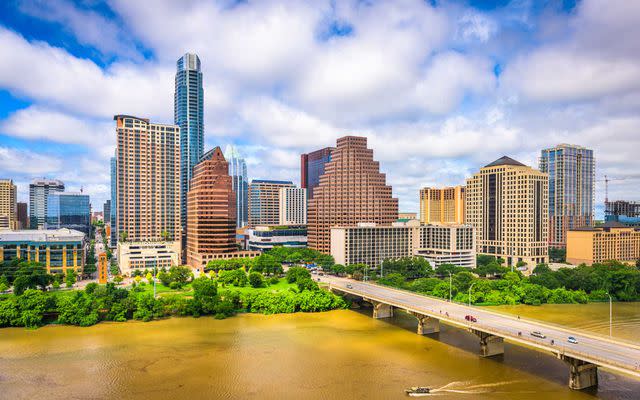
[{"x1": 405, "y1": 387, "x2": 431, "y2": 396}]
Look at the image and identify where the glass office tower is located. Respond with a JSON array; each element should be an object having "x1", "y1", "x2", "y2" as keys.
[
  {"x1": 175, "y1": 53, "x2": 204, "y2": 233},
  {"x1": 29, "y1": 178, "x2": 64, "y2": 229},
  {"x1": 225, "y1": 145, "x2": 249, "y2": 228},
  {"x1": 540, "y1": 144, "x2": 595, "y2": 247},
  {"x1": 301, "y1": 147, "x2": 333, "y2": 199},
  {"x1": 46, "y1": 192, "x2": 91, "y2": 235}
]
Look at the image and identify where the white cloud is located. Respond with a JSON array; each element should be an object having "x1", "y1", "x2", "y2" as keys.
[{"x1": 0, "y1": 147, "x2": 62, "y2": 174}]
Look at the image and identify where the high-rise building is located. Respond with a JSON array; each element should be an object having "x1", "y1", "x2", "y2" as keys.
[
  {"x1": 103, "y1": 200, "x2": 111, "y2": 224},
  {"x1": 16, "y1": 202, "x2": 28, "y2": 229},
  {"x1": 605, "y1": 200, "x2": 640, "y2": 226},
  {"x1": 46, "y1": 192, "x2": 91, "y2": 235},
  {"x1": 249, "y1": 180, "x2": 294, "y2": 227},
  {"x1": 225, "y1": 145, "x2": 249, "y2": 228},
  {"x1": 29, "y1": 178, "x2": 64, "y2": 229},
  {"x1": 419, "y1": 186, "x2": 465, "y2": 224},
  {"x1": 175, "y1": 53, "x2": 204, "y2": 233},
  {"x1": 279, "y1": 187, "x2": 307, "y2": 225},
  {"x1": 114, "y1": 115, "x2": 180, "y2": 242},
  {"x1": 539, "y1": 144, "x2": 595, "y2": 247},
  {"x1": 110, "y1": 155, "x2": 117, "y2": 246},
  {"x1": 308, "y1": 136, "x2": 398, "y2": 253},
  {"x1": 301, "y1": 147, "x2": 333, "y2": 199},
  {"x1": 186, "y1": 147, "x2": 238, "y2": 269},
  {"x1": 466, "y1": 156, "x2": 548, "y2": 272},
  {"x1": 0, "y1": 179, "x2": 17, "y2": 229}
]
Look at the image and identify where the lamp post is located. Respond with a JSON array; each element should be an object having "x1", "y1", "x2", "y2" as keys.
[
  {"x1": 468, "y1": 282, "x2": 476, "y2": 307},
  {"x1": 606, "y1": 292, "x2": 612, "y2": 337},
  {"x1": 153, "y1": 265, "x2": 157, "y2": 299},
  {"x1": 448, "y1": 272, "x2": 452, "y2": 302}
]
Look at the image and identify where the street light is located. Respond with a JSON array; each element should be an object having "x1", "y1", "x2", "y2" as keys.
[
  {"x1": 468, "y1": 282, "x2": 476, "y2": 307},
  {"x1": 448, "y1": 272, "x2": 452, "y2": 302},
  {"x1": 606, "y1": 292, "x2": 612, "y2": 337},
  {"x1": 153, "y1": 264, "x2": 157, "y2": 298}
]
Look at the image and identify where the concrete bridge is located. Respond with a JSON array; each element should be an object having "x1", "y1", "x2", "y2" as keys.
[{"x1": 319, "y1": 275, "x2": 640, "y2": 390}]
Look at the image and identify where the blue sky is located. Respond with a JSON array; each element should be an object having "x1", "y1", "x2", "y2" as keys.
[{"x1": 0, "y1": 0, "x2": 639, "y2": 218}]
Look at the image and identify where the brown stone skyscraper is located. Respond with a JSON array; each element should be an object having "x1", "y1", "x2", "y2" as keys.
[
  {"x1": 308, "y1": 136, "x2": 398, "y2": 253},
  {"x1": 186, "y1": 147, "x2": 237, "y2": 268}
]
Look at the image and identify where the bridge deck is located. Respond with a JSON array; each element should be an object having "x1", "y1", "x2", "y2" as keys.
[{"x1": 319, "y1": 275, "x2": 640, "y2": 379}]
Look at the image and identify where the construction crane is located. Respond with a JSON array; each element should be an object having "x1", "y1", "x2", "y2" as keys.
[{"x1": 596, "y1": 175, "x2": 625, "y2": 204}]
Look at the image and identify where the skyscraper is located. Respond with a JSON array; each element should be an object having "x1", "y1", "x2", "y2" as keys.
[
  {"x1": 186, "y1": 147, "x2": 237, "y2": 268},
  {"x1": 249, "y1": 180, "x2": 294, "y2": 227},
  {"x1": 466, "y1": 156, "x2": 548, "y2": 272},
  {"x1": 0, "y1": 179, "x2": 17, "y2": 229},
  {"x1": 539, "y1": 144, "x2": 595, "y2": 248},
  {"x1": 16, "y1": 202, "x2": 28, "y2": 229},
  {"x1": 175, "y1": 53, "x2": 204, "y2": 233},
  {"x1": 279, "y1": 187, "x2": 307, "y2": 225},
  {"x1": 110, "y1": 155, "x2": 117, "y2": 246},
  {"x1": 225, "y1": 145, "x2": 249, "y2": 228},
  {"x1": 29, "y1": 178, "x2": 64, "y2": 229},
  {"x1": 419, "y1": 186, "x2": 465, "y2": 224},
  {"x1": 46, "y1": 192, "x2": 91, "y2": 235},
  {"x1": 103, "y1": 200, "x2": 111, "y2": 224},
  {"x1": 301, "y1": 147, "x2": 333, "y2": 199},
  {"x1": 308, "y1": 136, "x2": 398, "y2": 253},
  {"x1": 114, "y1": 115, "x2": 180, "y2": 242}
]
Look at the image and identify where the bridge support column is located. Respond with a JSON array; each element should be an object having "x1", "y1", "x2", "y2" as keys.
[
  {"x1": 409, "y1": 312, "x2": 440, "y2": 334},
  {"x1": 472, "y1": 330, "x2": 504, "y2": 357},
  {"x1": 559, "y1": 355, "x2": 598, "y2": 390},
  {"x1": 367, "y1": 300, "x2": 393, "y2": 319}
]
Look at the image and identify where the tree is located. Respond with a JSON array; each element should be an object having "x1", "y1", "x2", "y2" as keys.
[
  {"x1": 113, "y1": 275, "x2": 123, "y2": 285},
  {"x1": 476, "y1": 254, "x2": 496, "y2": 267},
  {"x1": 161, "y1": 230, "x2": 171, "y2": 241},
  {"x1": 109, "y1": 264, "x2": 119, "y2": 276},
  {"x1": 119, "y1": 231, "x2": 128, "y2": 243},
  {"x1": 13, "y1": 263, "x2": 53, "y2": 295},
  {"x1": 146, "y1": 272, "x2": 153, "y2": 284},
  {"x1": 253, "y1": 254, "x2": 282, "y2": 275},
  {"x1": 249, "y1": 272, "x2": 266, "y2": 288},
  {"x1": 296, "y1": 277, "x2": 319, "y2": 292},
  {"x1": 286, "y1": 266, "x2": 311, "y2": 283},
  {"x1": 331, "y1": 264, "x2": 346, "y2": 276},
  {"x1": 65, "y1": 270, "x2": 77, "y2": 288},
  {"x1": 549, "y1": 247, "x2": 566, "y2": 263},
  {"x1": 0, "y1": 275, "x2": 8, "y2": 292}
]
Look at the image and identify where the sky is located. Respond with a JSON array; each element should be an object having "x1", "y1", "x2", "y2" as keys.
[{"x1": 0, "y1": 0, "x2": 639, "y2": 218}]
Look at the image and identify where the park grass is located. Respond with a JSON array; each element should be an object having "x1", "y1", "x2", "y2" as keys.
[{"x1": 218, "y1": 278, "x2": 296, "y2": 294}]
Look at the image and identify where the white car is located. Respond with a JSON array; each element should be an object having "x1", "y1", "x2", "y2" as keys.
[
  {"x1": 346, "y1": 284, "x2": 353, "y2": 289},
  {"x1": 567, "y1": 336, "x2": 578, "y2": 344}
]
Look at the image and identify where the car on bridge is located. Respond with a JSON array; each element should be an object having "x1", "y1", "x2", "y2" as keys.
[
  {"x1": 346, "y1": 284, "x2": 353, "y2": 289},
  {"x1": 464, "y1": 315, "x2": 477, "y2": 322},
  {"x1": 530, "y1": 331, "x2": 547, "y2": 339},
  {"x1": 567, "y1": 336, "x2": 578, "y2": 344}
]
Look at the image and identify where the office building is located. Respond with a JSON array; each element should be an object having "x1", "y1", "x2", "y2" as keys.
[
  {"x1": 330, "y1": 221, "x2": 475, "y2": 269},
  {"x1": 248, "y1": 225, "x2": 308, "y2": 252},
  {"x1": 540, "y1": 144, "x2": 595, "y2": 247},
  {"x1": 225, "y1": 145, "x2": 249, "y2": 227},
  {"x1": 398, "y1": 212, "x2": 418, "y2": 222},
  {"x1": 16, "y1": 202, "x2": 28, "y2": 229},
  {"x1": 0, "y1": 228, "x2": 85, "y2": 274},
  {"x1": 29, "y1": 178, "x2": 64, "y2": 230},
  {"x1": 46, "y1": 192, "x2": 91, "y2": 235},
  {"x1": 187, "y1": 147, "x2": 251, "y2": 269},
  {"x1": 117, "y1": 241, "x2": 181, "y2": 276},
  {"x1": 567, "y1": 222, "x2": 640, "y2": 266},
  {"x1": 419, "y1": 186, "x2": 465, "y2": 224},
  {"x1": 279, "y1": 187, "x2": 307, "y2": 225},
  {"x1": 175, "y1": 53, "x2": 204, "y2": 232},
  {"x1": 110, "y1": 155, "x2": 117, "y2": 246},
  {"x1": 466, "y1": 156, "x2": 549, "y2": 272},
  {"x1": 0, "y1": 179, "x2": 17, "y2": 229},
  {"x1": 308, "y1": 136, "x2": 398, "y2": 253},
  {"x1": 114, "y1": 115, "x2": 180, "y2": 243},
  {"x1": 301, "y1": 147, "x2": 333, "y2": 199},
  {"x1": 605, "y1": 200, "x2": 640, "y2": 226},
  {"x1": 249, "y1": 180, "x2": 294, "y2": 227},
  {"x1": 103, "y1": 200, "x2": 111, "y2": 224}
]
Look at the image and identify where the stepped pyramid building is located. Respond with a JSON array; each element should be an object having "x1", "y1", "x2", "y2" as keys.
[{"x1": 308, "y1": 136, "x2": 398, "y2": 253}]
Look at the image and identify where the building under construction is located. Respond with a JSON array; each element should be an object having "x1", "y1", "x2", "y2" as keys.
[{"x1": 605, "y1": 200, "x2": 640, "y2": 226}]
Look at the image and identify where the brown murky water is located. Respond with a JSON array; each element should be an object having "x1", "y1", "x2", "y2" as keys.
[{"x1": 0, "y1": 305, "x2": 639, "y2": 399}]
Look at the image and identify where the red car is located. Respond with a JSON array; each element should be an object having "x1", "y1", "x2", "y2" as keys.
[{"x1": 465, "y1": 315, "x2": 477, "y2": 323}]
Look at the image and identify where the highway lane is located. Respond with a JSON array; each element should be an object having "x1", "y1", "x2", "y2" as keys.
[{"x1": 317, "y1": 274, "x2": 640, "y2": 378}]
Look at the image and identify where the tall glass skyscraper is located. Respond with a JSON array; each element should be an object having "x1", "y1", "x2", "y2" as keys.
[
  {"x1": 540, "y1": 144, "x2": 595, "y2": 248},
  {"x1": 175, "y1": 53, "x2": 204, "y2": 232},
  {"x1": 301, "y1": 147, "x2": 333, "y2": 199},
  {"x1": 225, "y1": 145, "x2": 249, "y2": 227},
  {"x1": 29, "y1": 178, "x2": 64, "y2": 229},
  {"x1": 46, "y1": 192, "x2": 91, "y2": 235}
]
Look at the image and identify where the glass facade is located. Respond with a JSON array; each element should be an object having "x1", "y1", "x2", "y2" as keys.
[
  {"x1": 175, "y1": 53, "x2": 204, "y2": 232},
  {"x1": 301, "y1": 147, "x2": 333, "y2": 199},
  {"x1": 225, "y1": 145, "x2": 249, "y2": 227},
  {"x1": 46, "y1": 193, "x2": 91, "y2": 235},
  {"x1": 29, "y1": 178, "x2": 64, "y2": 229},
  {"x1": 540, "y1": 144, "x2": 595, "y2": 247}
]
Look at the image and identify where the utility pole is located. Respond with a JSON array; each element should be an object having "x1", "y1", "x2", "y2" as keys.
[
  {"x1": 468, "y1": 282, "x2": 476, "y2": 307},
  {"x1": 448, "y1": 272, "x2": 452, "y2": 302},
  {"x1": 153, "y1": 265, "x2": 157, "y2": 298},
  {"x1": 606, "y1": 292, "x2": 612, "y2": 337}
]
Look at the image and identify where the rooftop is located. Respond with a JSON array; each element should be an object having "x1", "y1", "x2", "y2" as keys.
[
  {"x1": 484, "y1": 156, "x2": 527, "y2": 168},
  {"x1": 0, "y1": 228, "x2": 86, "y2": 242},
  {"x1": 251, "y1": 179, "x2": 294, "y2": 185}
]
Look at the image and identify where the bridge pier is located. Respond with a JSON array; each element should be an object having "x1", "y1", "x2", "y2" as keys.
[
  {"x1": 409, "y1": 312, "x2": 440, "y2": 334},
  {"x1": 472, "y1": 330, "x2": 504, "y2": 357},
  {"x1": 366, "y1": 299, "x2": 394, "y2": 319},
  {"x1": 559, "y1": 355, "x2": 598, "y2": 390}
]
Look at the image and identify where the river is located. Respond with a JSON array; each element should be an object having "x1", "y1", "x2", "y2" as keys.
[{"x1": 1, "y1": 304, "x2": 639, "y2": 399}]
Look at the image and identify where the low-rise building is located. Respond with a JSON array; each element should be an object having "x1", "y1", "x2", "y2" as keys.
[
  {"x1": 331, "y1": 221, "x2": 476, "y2": 269},
  {"x1": 117, "y1": 241, "x2": 181, "y2": 276},
  {"x1": 0, "y1": 228, "x2": 86, "y2": 274},
  {"x1": 566, "y1": 222, "x2": 640, "y2": 266},
  {"x1": 248, "y1": 225, "x2": 308, "y2": 251}
]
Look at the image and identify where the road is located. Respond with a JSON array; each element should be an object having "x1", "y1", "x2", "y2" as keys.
[{"x1": 317, "y1": 274, "x2": 640, "y2": 379}]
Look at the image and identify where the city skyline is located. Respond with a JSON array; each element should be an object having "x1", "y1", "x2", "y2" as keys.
[{"x1": 0, "y1": 1, "x2": 639, "y2": 217}]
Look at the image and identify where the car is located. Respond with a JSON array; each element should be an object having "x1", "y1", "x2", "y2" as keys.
[
  {"x1": 530, "y1": 331, "x2": 547, "y2": 339},
  {"x1": 346, "y1": 284, "x2": 353, "y2": 289},
  {"x1": 567, "y1": 336, "x2": 578, "y2": 344},
  {"x1": 464, "y1": 315, "x2": 477, "y2": 322}
]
